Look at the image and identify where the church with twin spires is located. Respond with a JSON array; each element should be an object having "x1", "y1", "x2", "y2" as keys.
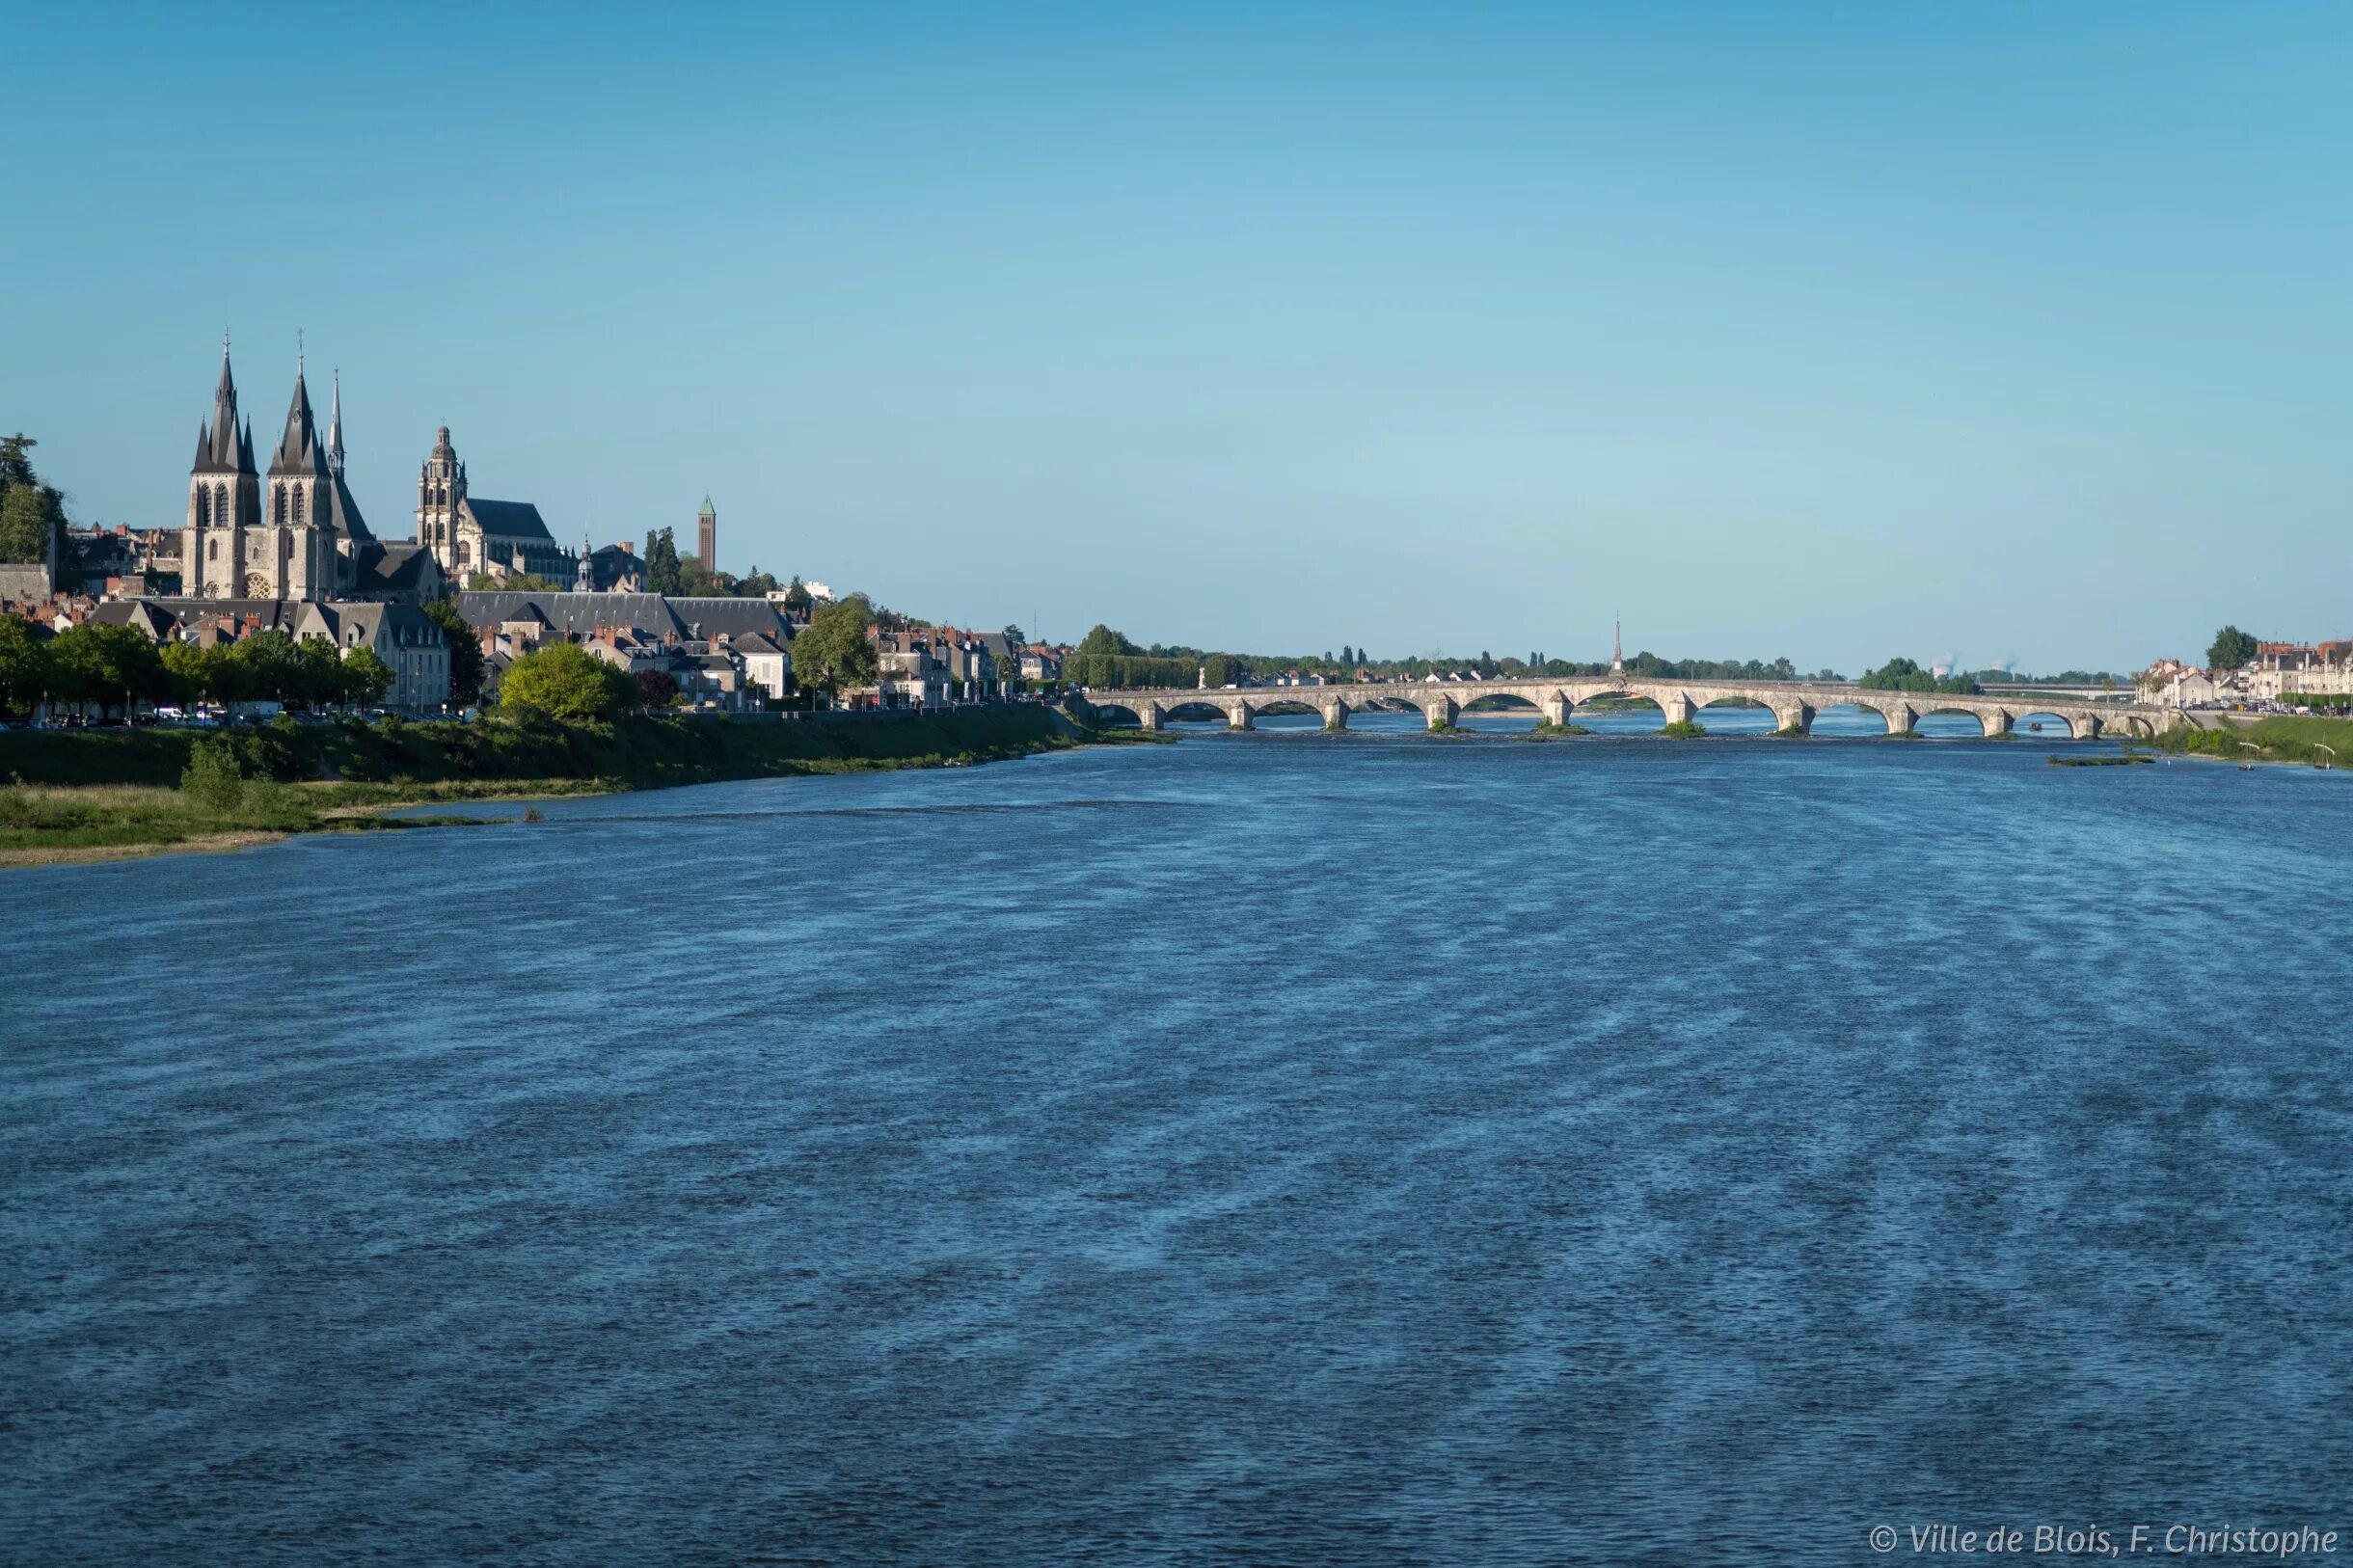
[{"x1": 181, "y1": 340, "x2": 370, "y2": 601}]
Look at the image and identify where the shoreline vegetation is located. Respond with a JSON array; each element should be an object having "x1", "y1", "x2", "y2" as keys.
[{"x1": 0, "y1": 706, "x2": 1135, "y2": 869}]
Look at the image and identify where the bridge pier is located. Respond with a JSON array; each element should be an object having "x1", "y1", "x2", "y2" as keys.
[
  {"x1": 1541, "y1": 692, "x2": 1573, "y2": 727},
  {"x1": 1320, "y1": 699, "x2": 1349, "y2": 732},
  {"x1": 1882, "y1": 703, "x2": 1916, "y2": 736},
  {"x1": 1980, "y1": 708, "x2": 2011, "y2": 738},
  {"x1": 1658, "y1": 691, "x2": 1694, "y2": 726},
  {"x1": 1772, "y1": 702, "x2": 1814, "y2": 735},
  {"x1": 1139, "y1": 701, "x2": 1164, "y2": 733},
  {"x1": 2069, "y1": 713, "x2": 2102, "y2": 741},
  {"x1": 1228, "y1": 701, "x2": 1255, "y2": 732},
  {"x1": 1426, "y1": 695, "x2": 1458, "y2": 730}
]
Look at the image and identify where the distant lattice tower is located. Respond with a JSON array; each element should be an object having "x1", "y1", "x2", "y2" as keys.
[{"x1": 696, "y1": 496, "x2": 717, "y2": 574}]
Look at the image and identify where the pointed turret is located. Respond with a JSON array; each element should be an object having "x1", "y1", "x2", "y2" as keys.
[{"x1": 326, "y1": 370, "x2": 345, "y2": 477}]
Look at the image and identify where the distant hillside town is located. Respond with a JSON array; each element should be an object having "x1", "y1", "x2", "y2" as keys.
[{"x1": 0, "y1": 345, "x2": 1083, "y2": 721}]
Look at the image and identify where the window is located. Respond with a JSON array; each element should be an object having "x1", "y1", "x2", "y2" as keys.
[
  {"x1": 208, "y1": 539, "x2": 219, "y2": 561},
  {"x1": 196, "y1": 488, "x2": 210, "y2": 527},
  {"x1": 274, "y1": 486, "x2": 287, "y2": 525},
  {"x1": 293, "y1": 487, "x2": 306, "y2": 525}
]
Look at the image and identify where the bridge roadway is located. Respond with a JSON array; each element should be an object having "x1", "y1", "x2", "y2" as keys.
[{"x1": 1080, "y1": 677, "x2": 2181, "y2": 739}]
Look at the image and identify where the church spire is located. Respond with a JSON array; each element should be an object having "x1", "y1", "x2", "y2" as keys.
[
  {"x1": 326, "y1": 368, "x2": 345, "y2": 478},
  {"x1": 271, "y1": 357, "x2": 329, "y2": 477},
  {"x1": 196, "y1": 337, "x2": 256, "y2": 475}
]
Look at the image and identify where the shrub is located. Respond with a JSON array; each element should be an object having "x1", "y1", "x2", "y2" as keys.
[
  {"x1": 1661, "y1": 719, "x2": 1708, "y2": 739},
  {"x1": 181, "y1": 736, "x2": 249, "y2": 813}
]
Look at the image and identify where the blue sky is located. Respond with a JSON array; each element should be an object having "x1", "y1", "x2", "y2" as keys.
[{"x1": 6, "y1": 2, "x2": 2346, "y2": 670}]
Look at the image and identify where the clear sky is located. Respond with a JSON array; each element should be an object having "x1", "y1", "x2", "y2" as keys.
[{"x1": 6, "y1": 2, "x2": 2346, "y2": 672}]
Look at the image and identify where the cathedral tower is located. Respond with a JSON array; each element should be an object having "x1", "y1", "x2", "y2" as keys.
[
  {"x1": 183, "y1": 337, "x2": 262, "y2": 598},
  {"x1": 417, "y1": 425, "x2": 469, "y2": 574},
  {"x1": 697, "y1": 495, "x2": 717, "y2": 574},
  {"x1": 265, "y1": 354, "x2": 339, "y2": 599}
]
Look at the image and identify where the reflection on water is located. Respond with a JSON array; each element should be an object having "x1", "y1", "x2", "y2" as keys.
[{"x1": 4, "y1": 734, "x2": 2348, "y2": 1565}]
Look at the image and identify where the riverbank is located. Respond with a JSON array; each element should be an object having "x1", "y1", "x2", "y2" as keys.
[
  {"x1": 2133, "y1": 713, "x2": 2353, "y2": 768},
  {"x1": 0, "y1": 706, "x2": 1131, "y2": 868}
]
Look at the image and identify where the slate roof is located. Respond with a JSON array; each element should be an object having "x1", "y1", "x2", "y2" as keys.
[
  {"x1": 449, "y1": 590, "x2": 795, "y2": 644},
  {"x1": 664, "y1": 597, "x2": 791, "y2": 640},
  {"x1": 269, "y1": 369, "x2": 332, "y2": 479},
  {"x1": 455, "y1": 591, "x2": 679, "y2": 639},
  {"x1": 354, "y1": 542, "x2": 437, "y2": 596},
  {"x1": 462, "y1": 499, "x2": 554, "y2": 542},
  {"x1": 326, "y1": 471, "x2": 372, "y2": 539}
]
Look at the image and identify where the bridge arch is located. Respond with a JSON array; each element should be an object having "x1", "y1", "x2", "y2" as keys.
[
  {"x1": 1810, "y1": 701, "x2": 1893, "y2": 737},
  {"x1": 1569, "y1": 689, "x2": 1668, "y2": 732}
]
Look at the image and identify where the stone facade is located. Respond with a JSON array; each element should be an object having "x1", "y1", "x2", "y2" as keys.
[{"x1": 180, "y1": 347, "x2": 365, "y2": 603}]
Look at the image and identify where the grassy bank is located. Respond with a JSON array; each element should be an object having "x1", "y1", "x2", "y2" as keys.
[
  {"x1": 1, "y1": 706, "x2": 1118, "y2": 866},
  {"x1": 2137, "y1": 714, "x2": 2353, "y2": 768}
]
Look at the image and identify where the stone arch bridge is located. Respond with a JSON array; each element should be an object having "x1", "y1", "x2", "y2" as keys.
[{"x1": 1081, "y1": 678, "x2": 2180, "y2": 740}]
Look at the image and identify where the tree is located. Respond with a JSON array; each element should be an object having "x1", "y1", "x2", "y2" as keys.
[
  {"x1": 1201, "y1": 653, "x2": 1239, "y2": 687},
  {"x1": 1001, "y1": 623, "x2": 1025, "y2": 647},
  {"x1": 421, "y1": 599, "x2": 484, "y2": 706},
  {"x1": 642, "y1": 527, "x2": 687, "y2": 595},
  {"x1": 0, "y1": 614, "x2": 52, "y2": 716},
  {"x1": 293, "y1": 635, "x2": 347, "y2": 710},
  {"x1": 0, "y1": 434, "x2": 68, "y2": 568},
  {"x1": 1076, "y1": 624, "x2": 1140, "y2": 659},
  {"x1": 46, "y1": 621, "x2": 166, "y2": 719},
  {"x1": 500, "y1": 641, "x2": 633, "y2": 721},
  {"x1": 230, "y1": 630, "x2": 303, "y2": 705},
  {"x1": 633, "y1": 668, "x2": 681, "y2": 708},
  {"x1": 339, "y1": 647, "x2": 394, "y2": 709},
  {"x1": 2207, "y1": 625, "x2": 2258, "y2": 672},
  {"x1": 791, "y1": 594, "x2": 879, "y2": 704},
  {"x1": 467, "y1": 572, "x2": 560, "y2": 591},
  {"x1": 783, "y1": 576, "x2": 815, "y2": 613}
]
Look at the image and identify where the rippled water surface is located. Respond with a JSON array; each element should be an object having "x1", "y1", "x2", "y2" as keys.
[{"x1": 6, "y1": 727, "x2": 2351, "y2": 1565}]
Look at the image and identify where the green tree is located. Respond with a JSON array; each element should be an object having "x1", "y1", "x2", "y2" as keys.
[
  {"x1": 293, "y1": 635, "x2": 346, "y2": 710},
  {"x1": 642, "y1": 527, "x2": 687, "y2": 595},
  {"x1": 230, "y1": 630, "x2": 303, "y2": 705},
  {"x1": 791, "y1": 594, "x2": 879, "y2": 704},
  {"x1": 47, "y1": 621, "x2": 166, "y2": 719},
  {"x1": 0, "y1": 434, "x2": 68, "y2": 568},
  {"x1": 500, "y1": 641, "x2": 632, "y2": 720},
  {"x1": 1201, "y1": 653, "x2": 1239, "y2": 687},
  {"x1": 2207, "y1": 625, "x2": 2258, "y2": 671},
  {"x1": 782, "y1": 576, "x2": 815, "y2": 613},
  {"x1": 180, "y1": 735, "x2": 250, "y2": 814},
  {"x1": 339, "y1": 646, "x2": 395, "y2": 709},
  {"x1": 421, "y1": 598, "x2": 484, "y2": 705},
  {"x1": 1076, "y1": 624, "x2": 1139, "y2": 659},
  {"x1": 1856, "y1": 657, "x2": 1980, "y2": 695},
  {"x1": 1001, "y1": 622, "x2": 1025, "y2": 647},
  {"x1": 0, "y1": 614, "x2": 53, "y2": 716}
]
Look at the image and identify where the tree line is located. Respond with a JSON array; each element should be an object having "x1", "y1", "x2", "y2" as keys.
[{"x1": 0, "y1": 618, "x2": 393, "y2": 719}]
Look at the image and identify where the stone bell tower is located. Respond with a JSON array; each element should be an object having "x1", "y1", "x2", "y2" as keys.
[
  {"x1": 182, "y1": 336, "x2": 262, "y2": 599},
  {"x1": 417, "y1": 425, "x2": 469, "y2": 575}
]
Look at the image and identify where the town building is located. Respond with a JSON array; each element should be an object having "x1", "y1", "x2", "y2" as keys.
[{"x1": 696, "y1": 496, "x2": 717, "y2": 574}]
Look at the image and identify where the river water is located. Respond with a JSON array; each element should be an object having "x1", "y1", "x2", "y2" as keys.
[{"x1": 4, "y1": 725, "x2": 2349, "y2": 1565}]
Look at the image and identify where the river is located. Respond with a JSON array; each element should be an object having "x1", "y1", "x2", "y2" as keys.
[{"x1": 4, "y1": 727, "x2": 2349, "y2": 1564}]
